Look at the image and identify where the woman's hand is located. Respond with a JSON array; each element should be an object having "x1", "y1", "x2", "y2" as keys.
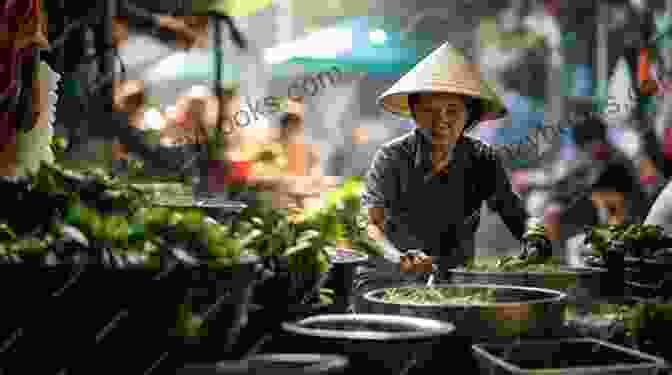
[
  {"x1": 399, "y1": 251, "x2": 434, "y2": 274},
  {"x1": 366, "y1": 223, "x2": 384, "y2": 242},
  {"x1": 520, "y1": 236, "x2": 553, "y2": 260}
]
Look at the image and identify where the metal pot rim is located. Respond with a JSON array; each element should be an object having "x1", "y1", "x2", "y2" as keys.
[
  {"x1": 447, "y1": 266, "x2": 607, "y2": 276},
  {"x1": 328, "y1": 248, "x2": 369, "y2": 264},
  {"x1": 361, "y1": 283, "x2": 567, "y2": 307},
  {"x1": 237, "y1": 254, "x2": 262, "y2": 264},
  {"x1": 241, "y1": 353, "x2": 349, "y2": 373},
  {"x1": 184, "y1": 354, "x2": 349, "y2": 375},
  {"x1": 330, "y1": 256, "x2": 369, "y2": 265},
  {"x1": 281, "y1": 313, "x2": 456, "y2": 341}
]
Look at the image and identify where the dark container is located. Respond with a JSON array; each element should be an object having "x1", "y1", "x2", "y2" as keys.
[
  {"x1": 472, "y1": 338, "x2": 669, "y2": 375},
  {"x1": 0, "y1": 261, "x2": 99, "y2": 374},
  {"x1": 603, "y1": 241, "x2": 626, "y2": 297},
  {"x1": 252, "y1": 255, "x2": 329, "y2": 317},
  {"x1": 46, "y1": 255, "x2": 260, "y2": 374},
  {"x1": 324, "y1": 249, "x2": 368, "y2": 313},
  {"x1": 68, "y1": 263, "x2": 187, "y2": 375},
  {"x1": 174, "y1": 256, "x2": 262, "y2": 364}
]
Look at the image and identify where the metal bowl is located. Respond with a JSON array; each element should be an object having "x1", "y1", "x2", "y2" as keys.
[
  {"x1": 357, "y1": 283, "x2": 567, "y2": 341},
  {"x1": 281, "y1": 314, "x2": 455, "y2": 375},
  {"x1": 448, "y1": 266, "x2": 606, "y2": 300}
]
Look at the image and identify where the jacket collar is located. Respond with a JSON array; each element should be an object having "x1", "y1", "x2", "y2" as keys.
[{"x1": 413, "y1": 128, "x2": 465, "y2": 168}]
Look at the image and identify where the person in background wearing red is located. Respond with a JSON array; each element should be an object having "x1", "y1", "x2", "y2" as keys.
[{"x1": 0, "y1": 0, "x2": 50, "y2": 177}]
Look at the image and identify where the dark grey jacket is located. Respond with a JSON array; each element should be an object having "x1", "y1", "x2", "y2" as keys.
[{"x1": 362, "y1": 129, "x2": 529, "y2": 268}]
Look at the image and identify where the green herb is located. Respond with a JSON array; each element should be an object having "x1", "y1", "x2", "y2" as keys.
[
  {"x1": 462, "y1": 256, "x2": 564, "y2": 272},
  {"x1": 381, "y1": 287, "x2": 497, "y2": 305}
]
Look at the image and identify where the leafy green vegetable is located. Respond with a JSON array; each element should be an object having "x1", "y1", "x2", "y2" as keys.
[
  {"x1": 462, "y1": 256, "x2": 564, "y2": 272},
  {"x1": 586, "y1": 224, "x2": 666, "y2": 258},
  {"x1": 381, "y1": 287, "x2": 497, "y2": 305},
  {"x1": 0, "y1": 163, "x2": 246, "y2": 267}
]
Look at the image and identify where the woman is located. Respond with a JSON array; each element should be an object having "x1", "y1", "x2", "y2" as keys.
[
  {"x1": 326, "y1": 126, "x2": 377, "y2": 179},
  {"x1": 362, "y1": 41, "x2": 551, "y2": 276}
]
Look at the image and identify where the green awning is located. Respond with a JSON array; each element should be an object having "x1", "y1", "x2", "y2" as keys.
[{"x1": 271, "y1": 57, "x2": 417, "y2": 79}]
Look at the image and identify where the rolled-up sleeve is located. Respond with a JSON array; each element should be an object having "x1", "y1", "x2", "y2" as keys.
[
  {"x1": 485, "y1": 154, "x2": 529, "y2": 241},
  {"x1": 362, "y1": 146, "x2": 398, "y2": 209}
]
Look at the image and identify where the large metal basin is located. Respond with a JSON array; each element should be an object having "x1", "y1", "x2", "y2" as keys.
[
  {"x1": 281, "y1": 314, "x2": 455, "y2": 375},
  {"x1": 357, "y1": 283, "x2": 567, "y2": 341},
  {"x1": 448, "y1": 266, "x2": 606, "y2": 300}
]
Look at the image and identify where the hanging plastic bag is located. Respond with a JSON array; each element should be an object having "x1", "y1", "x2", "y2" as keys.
[{"x1": 602, "y1": 57, "x2": 638, "y2": 124}]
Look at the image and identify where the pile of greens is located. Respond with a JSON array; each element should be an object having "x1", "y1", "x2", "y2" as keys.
[
  {"x1": 0, "y1": 163, "x2": 384, "y2": 286},
  {"x1": 461, "y1": 256, "x2": 564, "y2": 272},
  {"x1": 381, "y1": 287, "x2": 497, "y2": 305},
  {"x1": 0, "y1": 162, "x2": 256, "y2": 268},
  {"x1": 319, "y1": 176, "x2": 383, "y2": 257},
  {"x1": 566, "y1": 302, "x2": 672, "y2": 357},
  {"x1": 585, "y1": 224, "x2": 667, "y2": 259},
  {"x1": 231, "y1": 177, "x2": 382, "y2": 262},
  {"x1": 523, "y1": 222, "x2": 548, "y2": 242},
  {"x1": 223, "y1": 177, "x2": 383, "y2": 306}
]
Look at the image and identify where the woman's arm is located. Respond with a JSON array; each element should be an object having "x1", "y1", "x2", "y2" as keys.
[
  {"x1": 362, "y1": 147, "x2": 407, "y2": 262},
  {"x1": 485, "y1": 153, "x2": 531, "y2": 242}
]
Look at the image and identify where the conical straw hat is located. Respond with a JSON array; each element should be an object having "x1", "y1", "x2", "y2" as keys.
[{"x1": 378, "y1": 42, "x2": 508, "y2": 128}]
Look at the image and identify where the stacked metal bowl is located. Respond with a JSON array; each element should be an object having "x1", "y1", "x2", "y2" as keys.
[
  {"x1": 356, "y1": 283, "x2": 568, "y2": 342},
  {"x1": 447, "y1": 265, "x2": 607, "y2": 301}
]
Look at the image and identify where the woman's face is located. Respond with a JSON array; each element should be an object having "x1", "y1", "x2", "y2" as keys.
[{"x1": 412, "y1": 93, "x2": 467, "y2": 144}]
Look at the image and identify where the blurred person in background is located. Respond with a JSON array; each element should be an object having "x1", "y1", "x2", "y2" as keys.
[
  {"x1": 0, "y1": 0, "x2": 51, "y2": 177},
  {"x1": 159, "y1": 91, "x2": 327, "y2": 208},
  {"x1": 326, "y1": 126, "x2": 377, "y2": 179},
  {"x1": 110, "y1": 80, "x2": 157, "y2": 175},
  {"x1": 277, "y1": 98, "x2": 322, "y2": 178},
  {"x1": 111, "y1": 5, "x2": 201, "y2": 50},
  {"x1": 474, "y1": 0, "x2": 549, "y2": 152},
  {"x1": 250, "y1": 98, "x2": 326, "y2": 209},
  {"x1": 179, "y1": 16, "x2": 210, "y2": 49},
  {"x1": 512, "y1": 115, "x2": 651, "y2": 264},
  {"x1": 114, "y1": 80, "x2": 148, "y2": 130}
]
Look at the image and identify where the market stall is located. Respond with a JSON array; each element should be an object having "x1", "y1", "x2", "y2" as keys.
[{"x1": 4, "y1": 0, "x2": 672, "y2": 374}]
